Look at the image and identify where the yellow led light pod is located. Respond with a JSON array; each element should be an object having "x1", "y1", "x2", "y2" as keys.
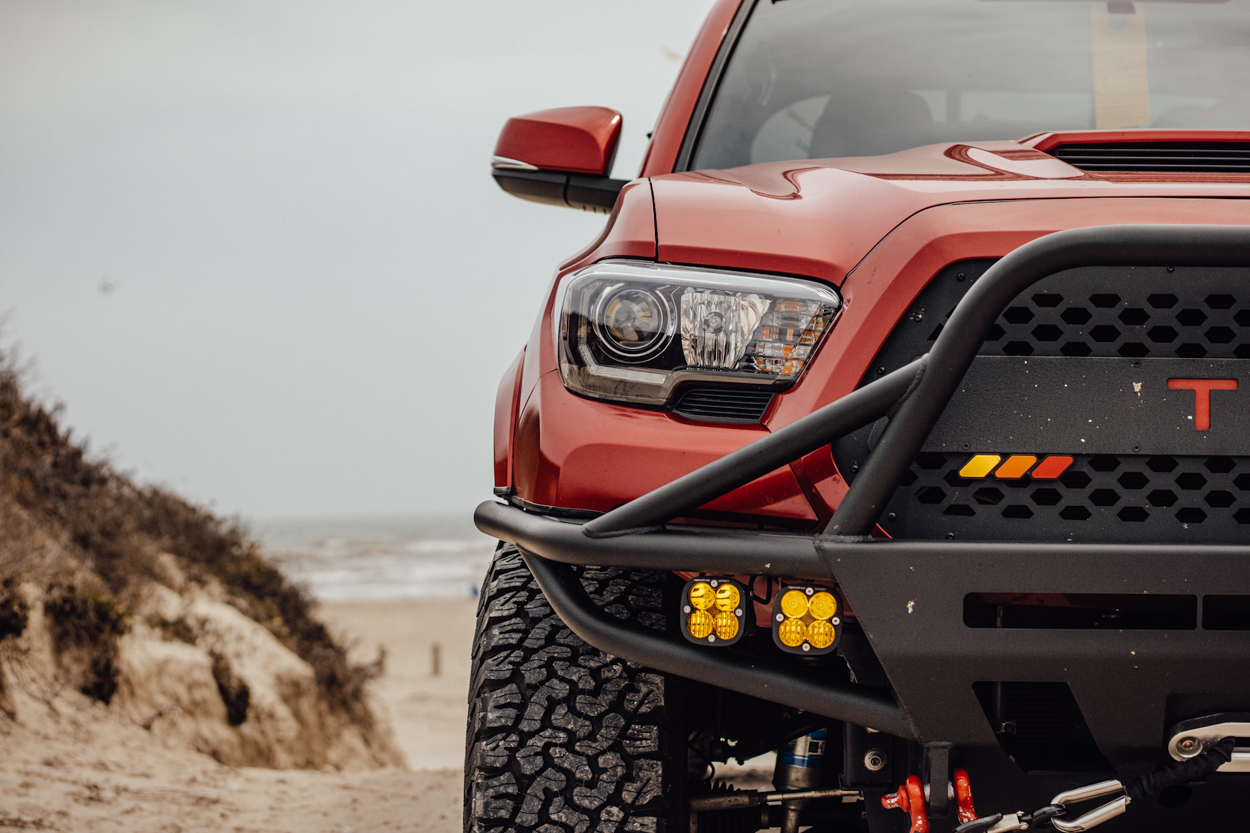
[
  {"x1": 681, "y1": 578, "x2": 746, "y2": 646},
  {"x1": 772, "y1": 584, "x2": 843, "y2": 655}
]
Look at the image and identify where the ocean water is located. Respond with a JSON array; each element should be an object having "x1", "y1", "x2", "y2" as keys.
[{"x1": 252, "y1": 513, "x2": 497, "y2": 601}]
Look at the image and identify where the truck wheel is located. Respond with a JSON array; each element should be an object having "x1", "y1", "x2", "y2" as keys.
[{"x1": 465, "y1": 544, "x2": 690, "y2": 833}]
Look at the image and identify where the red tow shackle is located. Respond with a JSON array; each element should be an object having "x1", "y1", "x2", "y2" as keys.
[
  {"x1": 954, "y1": 768, "x2": 979, "y2": 824},
  {"x1": 882, "y1": 776, "x2": 929, "y2": 833},
  {"x1": 882, "y1": 769, "x2": 979, "y2": 833}
]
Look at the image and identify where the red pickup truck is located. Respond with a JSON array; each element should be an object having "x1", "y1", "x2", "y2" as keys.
[{"x1": 469, "y1": 2, "x2": 1250, "y2": 831}]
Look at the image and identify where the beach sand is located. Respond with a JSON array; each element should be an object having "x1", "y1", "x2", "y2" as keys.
[
  {"x1": 1, "y1": 594, "x2": 777, "y2": 831},
  {"x1": 318, "y1": 598, "x2": 478, "y2": 773},
  {"x1": 0, "y1": 597, "x2": 478, "y2": 833}
]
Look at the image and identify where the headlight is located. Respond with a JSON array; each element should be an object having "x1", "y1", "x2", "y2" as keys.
[{"x1": 557, "y1": 262, "x2": 842, "y2": 406}]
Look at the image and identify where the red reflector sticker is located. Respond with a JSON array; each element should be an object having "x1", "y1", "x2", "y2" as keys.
[{"x1": 1031, "y1": 456, "x2": 1074, "y2": 479}]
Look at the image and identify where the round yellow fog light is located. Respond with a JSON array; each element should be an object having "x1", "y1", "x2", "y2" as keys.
[
  {"x1": 809, "y1": 591, "x2": 837, "y2": 620},
  {"x1": 688, "y1": 610, "x2": 714, "y2": 639},
  {"x1": 688, "y1": 582, "x2": 715, "y2": 611},
  {"x1": 778, "y1": 618, "x2": 806, "y2": 647},
  {"x1": 715, "y1": 583, "x2": 741, "y2": 613},
  {"x1": 807, "y1": 620, "x2": 835, "y2": 649},
  {"x1": 713, "y1": 611, "x2": 740, "y2": 640},
  {"x1": 780, "y1": 589, "x2": 809, "y2": 619}
]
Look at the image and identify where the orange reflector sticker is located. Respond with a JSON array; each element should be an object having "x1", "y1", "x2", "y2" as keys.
[
  {"x1": 959, "y1": 455, "x2": 1002, "y2": 479},
  {"x1": 995, "y1": 455, "x2": 1038, "y2": 479},
  {"x1": 1031, "y1": 456, "x2": 1074, "y2": 480}
]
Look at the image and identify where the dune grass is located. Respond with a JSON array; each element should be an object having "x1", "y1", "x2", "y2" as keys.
[{"x1": 0, "y1": 354, "x2": 375, "y2": 719}]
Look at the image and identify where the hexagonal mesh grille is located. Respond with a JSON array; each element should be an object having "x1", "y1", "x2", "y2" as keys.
[
  {"x1": 930, "y1": 270, "x2": 1250, "y2": 360},
  {"x1": 880, "y1": 452, "x2": 1250, "y2": 543},
  {"x1": 832, "y1": 260, "x2": 1250, "y2": 543}
]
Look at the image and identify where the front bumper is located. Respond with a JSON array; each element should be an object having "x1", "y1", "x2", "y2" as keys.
[
  {"x1": 479, "y1": 501, "x2": 1250, "y2": 772},
  {"x1": 477, "y1": 225, "x2": 1250, "y2": 788}
]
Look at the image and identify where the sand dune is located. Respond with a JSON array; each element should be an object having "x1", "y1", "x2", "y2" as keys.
[{"x1": 0, "y1": 597, "x2": 478, "y2": 833}]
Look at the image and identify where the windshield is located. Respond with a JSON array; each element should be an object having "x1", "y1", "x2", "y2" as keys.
[{"x1": 691, "y1": 0, "x2": 1250, "y2": 170}]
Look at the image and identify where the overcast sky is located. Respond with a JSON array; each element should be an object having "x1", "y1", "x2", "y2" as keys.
[{"x1": 0, "y1": 0, "x2": 717, "y2": 520}]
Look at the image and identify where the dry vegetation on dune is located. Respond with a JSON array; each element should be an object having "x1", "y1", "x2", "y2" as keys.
[{"x1": 0, "y1": 352, "x2": 402, "y2": 769}]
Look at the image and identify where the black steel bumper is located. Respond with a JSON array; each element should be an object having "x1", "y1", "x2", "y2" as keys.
[{"x1": 476, "y1": 225, "x2": 1250, "y2": 776}]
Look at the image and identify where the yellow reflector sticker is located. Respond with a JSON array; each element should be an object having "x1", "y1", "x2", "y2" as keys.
[
  {"x1": 807, "y1": 620, "x2": 835, "y2": 649},
  {"x1": 713, "y1": 611, "x2": 740, "y2": 640},
  {"x1": 688, "y1": 610, "x2": 714, "y2": 639},
  {"x1": 778, "y1": 618, "x2": 806, "y2": 647},
  {"x1": 688, "y1": 583, "x2": 715, "y2": 611},
  {"x1": 995, "y1": 455, "x2": 1038, "y2": 480},
  {"x1": 715, "y1": 583, "x2": 741, "y2": 613},
  {"x1": 809, "y1": 592, "x2": 837, "y2": 620},
  {"x1": 959, "y1": 455, "x2": 1002, "y2": 479},
  {"x1": 780, "y1": 589, "x2": 809, "y2": 618}
]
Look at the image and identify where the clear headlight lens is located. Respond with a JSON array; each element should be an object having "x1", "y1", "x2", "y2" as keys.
[{"x1": 557, "y1": 262, "x2": 842, "y2": 406}]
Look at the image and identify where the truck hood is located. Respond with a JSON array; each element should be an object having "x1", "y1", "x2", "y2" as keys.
[{"x1": 651, "y1": 137, "x2": 1250, "y2": 285}]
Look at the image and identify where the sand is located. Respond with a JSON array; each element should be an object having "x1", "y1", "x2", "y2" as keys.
[
  {"x1": 0, "y1": 596, "x2": 479, "y2": 833},
  {"x1": 0, "y1": 593, "x2": 780, "y2": 831},
  {"x1": 318, "y1": 598, "x2": 478, "y2": 772}
]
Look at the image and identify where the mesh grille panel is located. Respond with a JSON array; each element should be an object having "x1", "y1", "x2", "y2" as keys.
[
  {"x1": 881, "y1": 453, "x2": 1250, "y2": 543},
  {"x1": 928, "y1": 274, "x2": 1250, "y2": 360},
  {"x1": 832, "y1": 260, "x2": 1250, "y2": 543}
]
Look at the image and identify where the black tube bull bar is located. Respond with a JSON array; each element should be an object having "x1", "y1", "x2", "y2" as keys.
[{"x1": 475, "y1": 225, "x2": 1250, "y2": 753}]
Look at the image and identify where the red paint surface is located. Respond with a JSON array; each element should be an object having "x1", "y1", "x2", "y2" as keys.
[
  {"x1": 493, "y1": 350, "x2": 525, "y2": 490},
  {"x1": 512, "y1": 372, "x2": 817, "y2": 522},
  {"x1": 1168, "y1": 378, "x2": 1239, "y2": 431},
  {"x1": 560, "y1": 180, "x2": 657, "y2": 273},
  {"x1": 494, "y1": 106, "x2": 622, "y2": 175}
]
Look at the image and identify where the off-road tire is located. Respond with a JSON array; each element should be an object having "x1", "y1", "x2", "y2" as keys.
[{"x1": 464, "y1": 544, "x2": 689, "y2": 833}]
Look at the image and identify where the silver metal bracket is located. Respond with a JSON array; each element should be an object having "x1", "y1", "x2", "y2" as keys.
[{"x1": 1167, "y1": 713, "x2": 1250, "y2": 773}]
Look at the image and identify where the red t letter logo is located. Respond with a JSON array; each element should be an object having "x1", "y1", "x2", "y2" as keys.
[{"x1": 1168, "y1": 378, "x2": 1238, "y2": 431}]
